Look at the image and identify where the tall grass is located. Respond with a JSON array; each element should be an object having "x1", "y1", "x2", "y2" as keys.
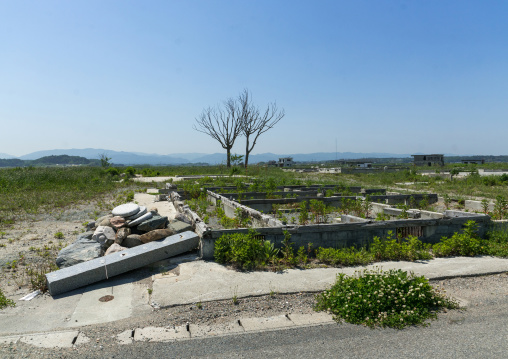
[{"x1": 0, "y1": 166, "x2": 130, "y2": 227}]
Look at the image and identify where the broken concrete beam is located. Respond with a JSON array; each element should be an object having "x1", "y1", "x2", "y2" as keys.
[{"x1": 46, "y1": 231, "x2": 199, "y2": 296}]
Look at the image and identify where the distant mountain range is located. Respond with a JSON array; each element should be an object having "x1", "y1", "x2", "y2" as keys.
[{"x1": 0, "y1": 148, "x2": 415, "y2": 165}]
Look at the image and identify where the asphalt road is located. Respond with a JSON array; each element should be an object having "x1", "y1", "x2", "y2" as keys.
[{"x1": 89, "y1": 296, "x2": 508, "y2": 359}]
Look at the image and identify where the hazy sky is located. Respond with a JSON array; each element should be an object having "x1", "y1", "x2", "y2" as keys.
[{"x1": 1, "y1": 1, "x2": 507, "y2": 157}]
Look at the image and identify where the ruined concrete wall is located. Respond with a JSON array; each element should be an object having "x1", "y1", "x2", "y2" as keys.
[
  {"x1": 200, "y1": 214, "x2": 491, "y2": 259},
  {"x1": 206, "y1": 191, "x2": 283, "y2": 228}
]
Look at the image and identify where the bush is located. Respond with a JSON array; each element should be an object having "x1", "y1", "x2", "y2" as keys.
[
  {"x1": 484, "y1": 229, "x2": 508, "y2": 257},
  {"x1": 433, "y1": 221, "x2": 483, "y2": 256},
  {"x1": 124, "y1": 166, "x2": 136, "y2": 177},
  {"x1": 370, "y1": 232, "x2": 432, "y2": 261},
  {"x1": 316, "y1": 247, "x2": 372, "y2": 266},
  {"x1": 214, "y1": 230, "x2": 277, "y2": 270},
  {"x1": 314, "y1": 268, "x2": 458, "y2": 329},
  {"x1": 105, "y1": 167, "x2": 120, "y2": 177},
  {"x1": 0, "y1": 288, "x2": 15, "y2": 310}
]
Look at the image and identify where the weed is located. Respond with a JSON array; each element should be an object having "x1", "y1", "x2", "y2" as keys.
[
  {"x1": 196, "y1": 301, "x2": 203, "y2": 309},
  {"x1": 298, "y1": 201, "x2": 309, "y2": 225},
  {"x1": 54, "y1": 232, "x2": 64, "y2": 239},
  {"x1": 433, "y1": 221, "x2": 482, "y2": 257},
  {"x1": 147, "y1": 288, "x2": 153, "y2": 295},
  {"x1": 370, "y1": 232, "x2": 432, "y2": 261},
  {"x1": 314, "y1": 268, "x2": 458, "y2": 329},
  {"x1": 0, "y1": 288, "x2": 15, "y2": 310}
]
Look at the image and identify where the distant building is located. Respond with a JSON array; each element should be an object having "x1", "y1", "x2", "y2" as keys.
[
  {"x1": 356, "y1": 163, "x2": 372, "y2": 168},
  {"x1": 411, "y1": 154, "x2": 444, "y2": 166},
  {"x1": 461, "y1": 159, "x2": 485, "y2": 165},
  {"x1": 278, "y1": 157, "x2": 294, "y2": 167},
  {"x1": 267, "y1": 160, "x2": 278, "y2": 167}
]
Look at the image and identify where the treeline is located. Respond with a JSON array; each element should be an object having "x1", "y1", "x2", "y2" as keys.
[{"x1": 0, "y1": 155, "x2": 101, "y2": 167}]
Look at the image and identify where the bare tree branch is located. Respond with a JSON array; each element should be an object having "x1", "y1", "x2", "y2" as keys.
[
  {"x1": 193, "y1": 97, "x2": 244, "y2": 168},
  {"x1": 239, "y1": 90, "x2": 285, "y2": 168}
]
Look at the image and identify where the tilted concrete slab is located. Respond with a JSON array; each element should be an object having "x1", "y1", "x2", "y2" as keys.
[
  {"x1": 134, "y1": 326, "x2": 190, "y2": 342},
  {"x1": 240, "y1": 315, "x2": 295, "y2": 331},
  {"x1": 189, "y1": 322, "x2": 244, "y2": 338},
  {"x1": 46, "y1": 231, "x2": 199, "y2": 295},
  {"x1": 152, "y1": 257, "x2": 508, "y2": 308},
  {"x1": 288, "y1": 312, "x2": 335, "y2": 326},
  {"x1": 19, "y1": 330, "x2": 82, "y2": 348}
]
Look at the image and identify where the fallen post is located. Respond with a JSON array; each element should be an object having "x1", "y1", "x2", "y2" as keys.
[{"x1": 46, "y1": 231, "x2": 199, "y2": 296}]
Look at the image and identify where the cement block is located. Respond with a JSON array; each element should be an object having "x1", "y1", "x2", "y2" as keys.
[
  {"x1": 19, "y1": 330, "x2": 80, "y2": 348},
  {"x1": 46, "y1": 231, "x2": 199, "y2": 296},
  {"x1": 134, "y1": 326, "x2": 190, "y2": 342},
  {"x1": 288, "y1": 312, "x2": 335, "y2": 326},
  {"x1": 190, "y1": 321, "x2": 244, "y2": 338},
  {"x1": 240, "y1": 315, "x2": 295, "y2": 331},
  {"x1": 0, "y1": 335, "x2": 20, "y2": 344},
  {"x1": 116, "y1": 330, "x2": 134, "y2": 345}
]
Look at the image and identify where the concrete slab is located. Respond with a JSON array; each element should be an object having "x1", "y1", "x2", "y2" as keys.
[
  {"x1": 240, "y1": 315, "x2": 295, "y2": 331},
  {"x1": 0, "y1": 335, "x2": 20, "y2": 344},
  {"x1": 74, "y1": 332, "x2": 91, "y2": 345},
  {"x1": 19, "y1": 330, "x2": 80, "y2": 348},
  {"x1": 134, "y1": 192, "x2": 178, "y2": 219},
  {"x1": 68, "y1": 279, "x2": 133, "y2": 327},
  {"x1": 116, "y1": 330, "x2": 134, "y2": 345},
  {"x1": 0, "y1": 289, "x2": 82, "y2": 335},
  {"x1": 134, "y1": 326, "x2": 190, "y2": 342},
  {"x1": 46, "y1": 231, "x2": 199, "y2": 295},
  {"x1": 189, "y1": 321, "x2": 244, "y2": 338},
  {"x1": 152, "y1": 257, "x2": 508, "y2": 308},
  {"x1": 288, "y1": 312, "x2": 335, "y2": 326}
]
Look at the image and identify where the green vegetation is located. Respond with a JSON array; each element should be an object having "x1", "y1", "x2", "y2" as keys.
[
  {"x1": 3, "y1": 243, "x2": 61, "y2": 292},
  {"x1": 314, "y1": 268, "x2": 458, "y2": 329},
  {"x1": 214, "y1": 221, "x2": 508, "y2": 271},
  {"x1": 0, "y1": 288, "x2": 15, "y2": 310},
  {"x1": 0, "y1": 166, "x2": 136, "y2": 228},
  {"x1": 0, "y1": 155, "x2": 100, "y2": 168}
]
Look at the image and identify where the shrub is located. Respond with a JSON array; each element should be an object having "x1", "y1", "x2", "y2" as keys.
[
  {"x1": 124, "y1": 166, "x2": 136, "y2": 177},
  {"x1": 370, "y1": 232, "x2": 432, "y2": 261},
  {"x1": 105, "y1": 167, "x2": 120, "y2": 177},
  {"x1": 433, "y1": 221, "x2": 483, "y2": 257},
  {"x1": 0, "y1": 288, "x2": 15, "y2": 310},
  {"x1": 214, "y1": 230, "x2": 276, "y2": 270},
  {"x1": 484, "y1": 229, "x2": 508, "y2": 257},
  {"x1": 316, "y1": 247, "x2": 372, "y2": 266},
  {"x1": 314, "y1": 268, "x2": 458, "y2": 329}
]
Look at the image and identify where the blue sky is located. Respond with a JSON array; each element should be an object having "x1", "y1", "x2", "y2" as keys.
[{"x1": 1, "y1": 1, "x2": 507, "y2": 157}]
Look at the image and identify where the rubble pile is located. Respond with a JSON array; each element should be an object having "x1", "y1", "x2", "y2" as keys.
[{"x1": 56, "y1": 202, "x2": 193, "y2": 269}]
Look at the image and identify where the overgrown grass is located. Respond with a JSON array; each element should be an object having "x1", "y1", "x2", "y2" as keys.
[
  {"x1": 0, "y1": 166, "x2": 135, "y2": 228},
  {"x1": 0, "y1": 288, "x2": 15, "y2": 310},
  {"x1": 314, "y1": 268, "x2": 458, "y2": 329}
]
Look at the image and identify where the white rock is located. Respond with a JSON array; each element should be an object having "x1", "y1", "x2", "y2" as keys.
[
  {"x1": 127, "y1": 212, "x2": 153, "y2": 227},
  {"x1": 112, "y1": 203, "x2": 140, "y2": 217},
  {"x1": 125, "y1": 206, "x2": 147, "y2": 220},
  {"x1": 92, "y1": 226, "x2": 116, "y2": 248}
]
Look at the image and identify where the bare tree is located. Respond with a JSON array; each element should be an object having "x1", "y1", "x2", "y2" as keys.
[
  {"x1": 239, "y1": 90, "x2": 285, "y2": 168},
  {"x1": 194, "y1": 97, "x2": 244, "y2": 168}
]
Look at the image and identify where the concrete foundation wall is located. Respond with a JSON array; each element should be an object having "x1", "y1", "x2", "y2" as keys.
[{"x1": 200, "y1": 215, "x2": 491, "y2": 260}]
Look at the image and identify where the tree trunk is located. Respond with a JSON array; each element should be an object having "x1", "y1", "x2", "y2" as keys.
[
  {"x1": 226, "y1": 148, "x2": 231, "y2": 168},
  {"x1": 244, "y1": 136, "x2": 250, "y2": 169}
]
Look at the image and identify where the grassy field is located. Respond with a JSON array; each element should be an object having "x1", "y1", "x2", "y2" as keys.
[
  {"x1": 2, "y1": 163, "x2": 508, "y2": 230},
  {"x1": 0, "y1": 166, "x2": 140, "y2": 228}
]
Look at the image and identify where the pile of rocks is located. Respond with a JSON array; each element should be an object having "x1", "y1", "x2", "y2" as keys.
[{"x1": 56, "y1": 203, "x2": 193, "y2": 269}]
